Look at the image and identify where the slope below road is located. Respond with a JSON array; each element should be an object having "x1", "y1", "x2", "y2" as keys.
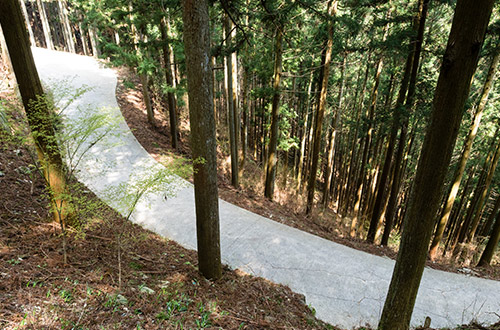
[{"x1": 33, "y1": 47, "x2": 500, "y2": 329}]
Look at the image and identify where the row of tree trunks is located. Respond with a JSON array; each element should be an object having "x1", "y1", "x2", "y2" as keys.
[
  {"x1": 378, "y1": 0, "x2": 493, "y2": 327},
  {"x1": 305, "y1": 0, "x2": 337, "y2": 213},
  {"x1": 429, "y1": 47, "x2": 500, "y2": 259}
]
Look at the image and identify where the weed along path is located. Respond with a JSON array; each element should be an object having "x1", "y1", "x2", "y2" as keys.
[{"x1": 33, "y1": 47, "x2": 500, "y2": 329}]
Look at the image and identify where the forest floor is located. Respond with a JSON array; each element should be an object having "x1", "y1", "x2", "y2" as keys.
[
  {"x1": 1, "y1": 59, "x2": 499, "y2": 329},
  {"x1": 0, "y1": 68, "x2": 332, "y2": 329},
  {"x1": 115, "y1": 68, "x2": 500, "y2": 283}
]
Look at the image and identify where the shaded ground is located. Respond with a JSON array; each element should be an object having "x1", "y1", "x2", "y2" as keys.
[{"x1": 115, "y1": 68, "x2": 500, "y2": 282}]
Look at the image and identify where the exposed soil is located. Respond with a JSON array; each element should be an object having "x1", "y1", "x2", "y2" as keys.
[{"x1": 115, "y1": 67, "x2": 500, "y2": 282}]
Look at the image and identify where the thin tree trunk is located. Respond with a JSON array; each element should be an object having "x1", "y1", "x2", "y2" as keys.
[
  {"x1": 378, "y1": 0, "x2": 493, "y2": 327},
  {"x1": 264, "y1": 24, "x2": 283, "y2": 200},
  {"x1": 322, "y1": 52, "x2": 345, "y2": 206},
  {"x1": 57, "y1": 0, "x2": 75, "y2": 53},
  {"x1": 20, "y1": 0, "x2": 36, "y2": 46},
  {"x1": 466, "y1": 138, "x2": 500, "y2": 242},
  {"x1": 36, "y1": 0, "x2": 53, "y2": 50},
  {"x1": 160, "y1": 17, "x2": 178, "y2": 149},
  {"x1": 296, "y1": 69, "x2": 314, "y2": 192},
  {"x1": 477, "y1": 206, "x2": 500, "y2": 267},
  {"x1": 305, "y1": 0, "x2": 337, "y2": 213},
  {"x1": 225, "y1": 15, "x2": 239, "y2": 188}
]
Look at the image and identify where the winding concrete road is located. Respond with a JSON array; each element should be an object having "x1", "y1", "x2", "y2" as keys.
[{"x1": 32, "y1": 47, "x2": 500, "y2": 329}]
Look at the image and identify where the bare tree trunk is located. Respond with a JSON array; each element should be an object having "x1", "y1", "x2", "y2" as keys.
[
  {"x1": 225, "y1": 15, "x2": 239, "y2": 188},
  {"x1": 322, "y1": 52, "x2": 345, "y2": 206},
  {"x1": 57, "y1": 0, "x2": 75, "y2": 53},
  {"x1": 36, "y1": 0, "x2": 53, "y2": 50},
  {"x1": 305, "y1": 0, "x2": 337, "y2": 213},
  {"x1": 182, "y1": 0, "x2": 222, "y2": 280},
  {"x1": 78, "y1": 22, "x2": 90, "y2": 56},
  {"x1": 477, "y1": 205, "x2": 500, "y2": 267},
  {"x1": 296, "y1": 69, "x2": 314, "y2": 193},
  {"x1": 378, "y1": 0, "x2": 493, "y2": 327},
  {"x1": 20, "y1": 0, "x2": 36, "y2": 46},
  {"x1": 264, "y1": 24, "x2": 283, "y2": 200},
  {"x1": 1, "y1": 0, "x2": 71, "y2": 262},
  {"x1": 160, "y1": 16, "x2": 178, "y2": 149}
]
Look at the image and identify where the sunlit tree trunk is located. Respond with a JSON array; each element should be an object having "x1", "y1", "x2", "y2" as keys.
[
  {"x1": 477, "y1": 207, "x2": 500, "y2": 267},
  {"x1": 225, "y1": 15, "x2": 239, "y2": 188},
  {"x1": 296, "y1": 69, "x2": 314, "y2": 193},
  {"x1": 57, "y1": 0, "x2": 75, "y2": 53},
  {"x1": 1, "y1": 0, "x2": 71, "y2": 262},
  {"x1": 264, "y1": 24, "x2": 283, "y2": 200},
  {"x1": 19, "y1": 0, "x2": 36, "y2": 46},
  {"x1": 36, "y1": 0, "x2": 53, "y2": 50},
  {"x1": 182, "y1": 0, "x2": 222, "y2": 280},
  {"x1": 378, "y1": 0, "x2": 493, "y2": 327},
  {"x1": 160, "y1": 16, "x2": 178, "y2": 149}
]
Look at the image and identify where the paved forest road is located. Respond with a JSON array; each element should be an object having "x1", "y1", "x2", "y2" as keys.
[{"x1": 33, "y1": 47, "x2": 500, "y2": 329}]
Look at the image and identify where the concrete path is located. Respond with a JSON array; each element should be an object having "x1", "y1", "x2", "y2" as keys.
[{"x1": 32, "y1": 47, "x2": 500, "y2": 329}]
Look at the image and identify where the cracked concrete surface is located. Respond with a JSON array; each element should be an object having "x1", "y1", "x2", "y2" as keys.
[{"x1": 33, "y1": 47, "x2": 500, "y2": 329}]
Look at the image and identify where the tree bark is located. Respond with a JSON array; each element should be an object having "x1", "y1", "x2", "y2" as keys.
[
  {"x1": 378, "y1": 0, "x2": 494, "y2": 328},
  {"x1": 0, "y1": 0, "x2": 69, "y2": 232},
  {"x1": 225, "y1": 15, "x2": 239, "y2": 188},
  {"x1": 182, "y1": 0, "x2": 222, "y2": 280},
  {"x1": 57, "y1": 0, "x2": 75, "y2": 53},
  {"x1": 477, "y1": 206, "x2": 500, "y2": 267},
  {"x1": 264, "y1": 23, "x2": 283, "y2": 200},
  {"x1": 36, "y1": 0, "x2": 53, "y2": 50},
  {"x1": 160, "y1": 16, "x2": 178, "y2": 149},
  {"x1": 20, "y1": 0, "x2": 36, "y2": 46},
  {"x1": 305, "y1": 0, "x2": 337, "y2": 213}
]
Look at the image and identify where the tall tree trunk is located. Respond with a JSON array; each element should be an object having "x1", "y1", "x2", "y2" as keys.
[
  {"x1": 454, "y1": 132, "x2": 497, "y2": 250},
  {"x1": 225, "y1": 15, "x2": 239, "y2": 188},
  {"x1": 429, "y1": 48, "x2": 500, "y2": 259},
  {"x1": 20, "y1": 0, "x2": 36, "y2": 46},
  {"x1": 264, "y1": 24, "x2": 283, "y2": 200},
  {"x1": 305, "y1": 0, "x2": 337, "y2": 213},
  {"x1": 479, "y1": 192, "x2": 500, "y2": 237},
  {"x1": 477, "y1": 206, "x2": 500, "y2": 267},
  {"x1": 160, "y1": 16, "x2": 178, "y2": 149},
  {"x1": 372, "y1": 50, "x2": 414, "y2": 245},
  {"x1": 182, "y1": 0, "x2": 222, "y2": 280},
  {"x1": 380, "y1": 0, "x2": 429, "y2": 246},
  {"x1": 88, "y1": 25, "x2": 100, "y2": 57},
  {"x1": 36, "y1": 0, "x2": 53, "y2": 50},
  {"x1": 466, "y1": 138, "x2": 500, "y2": 242},
  {"x1": 1, "y1": 0, "x2": 71, "y2": 261},
  {"x1": 296, "y1": 69, "x2": 314, "y2": 192},
  {"x1": 322, "y1": 52, "x2": 345, "y2": 206},
  {"x1": 378, "y1": 0, "x2": 493, "y2": 328},
  {"x1": 57, "y1": 0, "x2": 75, "y2": 53},
  {"x1": 78, "y1": 22, "x2": 90, "y2": 56}
]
